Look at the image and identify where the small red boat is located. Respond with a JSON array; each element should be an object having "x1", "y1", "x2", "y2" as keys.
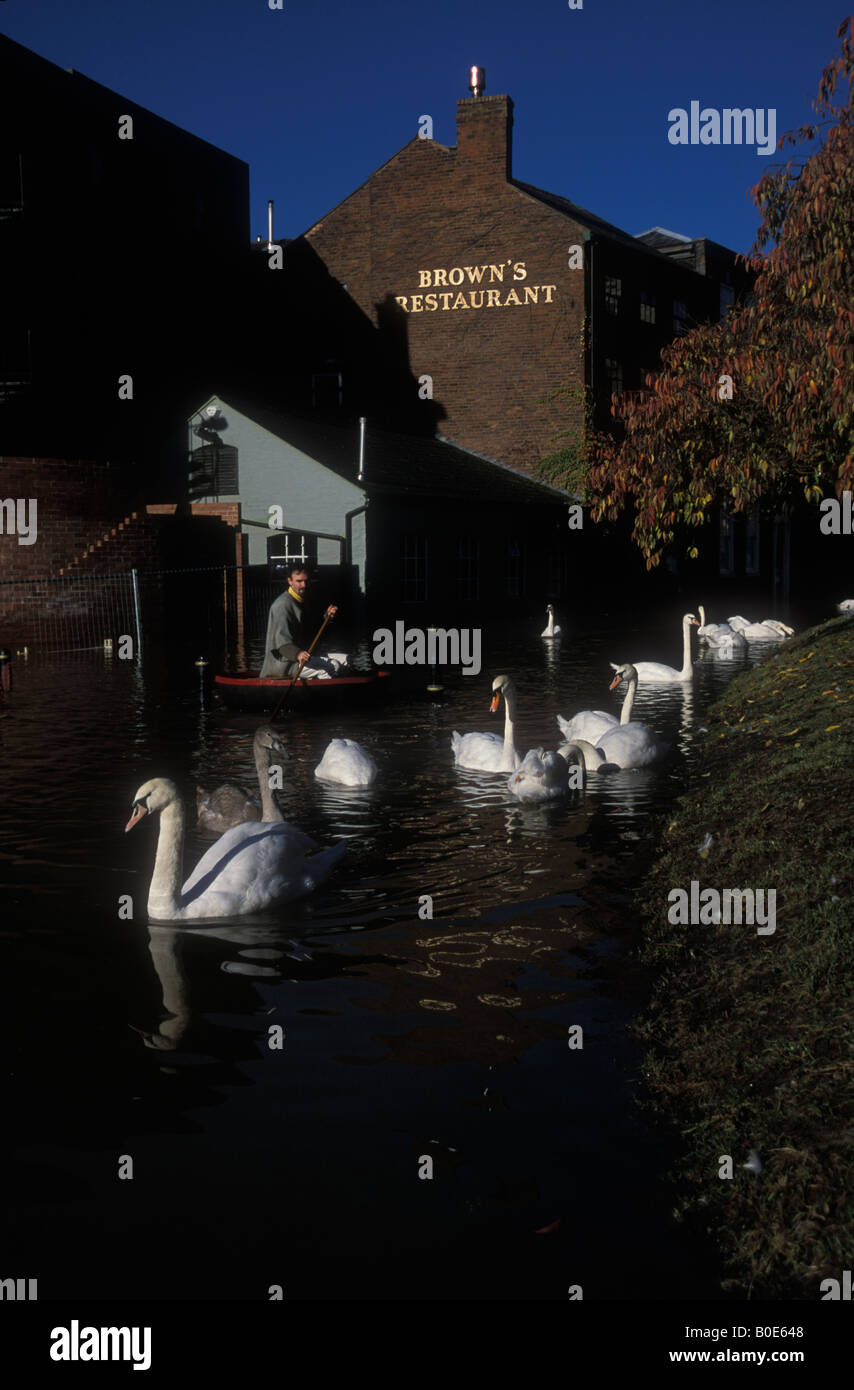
[{"x1": 214, "y1": 669, "x2": 390, "y2": 711}]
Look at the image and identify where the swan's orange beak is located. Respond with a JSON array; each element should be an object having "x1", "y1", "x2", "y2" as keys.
[
  {"x1": 609, "y1": 674, "x2": 622, "y2": 690},
  {"x1": 490, "y1": 692, "x2": 500, "y2": 713},
  {"x1": 125, "y1": 803, "x2": 147, "y2": 833},
  {"x1": 690, "y1": 617, "x2": 700, "y2": 626}
]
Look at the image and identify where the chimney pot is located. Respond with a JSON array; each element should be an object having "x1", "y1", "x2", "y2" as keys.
[{"x1": 468, "y1": 65, "x2": 485, "y2": 97}]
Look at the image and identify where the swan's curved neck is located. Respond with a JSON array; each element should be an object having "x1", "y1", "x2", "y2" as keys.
[
  {"x1": 560, "y1": 741, "x2": 588, "y2": 785},
  {"x1": 679, "y1": 616, "x2": 694, "y2": 678},
  {"x1": 546, "y1": 609, "x2": 554, "y2": 636},
  {"x1": 698, "y1": 605, "x2": 706, "y2": 628},
  {"x1": 148, "y1": 802, "x2": 185, "y2": 917},
  {"x1": 501, "y1": 688, "x2": 517, "y2": 769},
  {"x1": 255, "y1": 740, "x2": 281, "y2": 821},
  {"x1": 619, "y1": 677, "x2": 637, "y2": 724}
]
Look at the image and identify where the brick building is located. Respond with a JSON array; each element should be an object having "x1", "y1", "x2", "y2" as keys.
[
  {"x1": 299, "y1": 79, "x2": 752, "y2": 477},
  {"x1": 0, "y1": 34, "x2": 249, "y2": 486}
]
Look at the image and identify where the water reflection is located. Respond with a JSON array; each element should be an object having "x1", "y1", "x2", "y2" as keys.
[{"x1": 1, "y1": 614, "x2": 786, "y2": 1298}]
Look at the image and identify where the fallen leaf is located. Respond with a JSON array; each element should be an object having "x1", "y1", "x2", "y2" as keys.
[{"x1": 826, "y1": 724, "x2": 841, "y2": 731}]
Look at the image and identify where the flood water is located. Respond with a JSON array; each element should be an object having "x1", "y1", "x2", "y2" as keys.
[{"x1": 0, "y1": 612, "x2": 776, "y2": 1300}]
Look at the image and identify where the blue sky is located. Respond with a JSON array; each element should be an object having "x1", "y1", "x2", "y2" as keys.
[{"x1": 1, "y1": 0, "x2": 846, "y2": 253}]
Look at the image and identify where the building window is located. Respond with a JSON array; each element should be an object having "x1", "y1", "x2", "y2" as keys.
[
  {"x1": 267, "y1": 531, "x2": 319, "y2": 580},
  {"x1": 639, "y1": 290, "x2": 656, "y2": 324},
  {"x1": 0, "y1": 323, "x2": 31, "y2": 400},
  {"x1": 457, "y1": 536, "x2": 479, "y2": 600},
  {"x1": 673, "y1": 300, "x2": 690, "y2": 336},
  {"x1": 549, "y1": 550, "x2": 568, "y2": 597},
  {"x1": 719, "y1": 505, "x2": 734, "y2": 576},
  {"x1": 719, "y1": 283, "x2": 736, "y2": 321},
  {"x1": 604, "y1": 277, "x2": 622, "y2": 315},
  {"x1": 401, "y1": 533, "x2": 427, "y2": 603},
  {"x1": 745, "y1": 508, "x2": 760, "y2": 575},
  {"x1": 604, "y1": 358, "x2": 623, "y2": 398},
  {"x1": 0, "y1": 152, "x2": 24, "y2": 216},
  {"x1": 188, "y1": 443, "x2": 239, "y2": 498},
  {"x1": 506, "y1": 538, "x2": 525, "y2": 598},
  {"x1": 311, "y1": 370, "x2": 344, "y2": 410}
]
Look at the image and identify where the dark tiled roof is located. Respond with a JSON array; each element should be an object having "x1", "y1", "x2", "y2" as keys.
[
  {"x1": 216, "y1": 397, "x2": 569, "y2": 505},
  {"x1": 512, "y1": 179, "x2": 647, "y2": 251}
]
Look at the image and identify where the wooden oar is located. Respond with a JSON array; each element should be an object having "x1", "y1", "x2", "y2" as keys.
[{"x1": 270, "y1": 609, "x2": 335, "y2": 720}]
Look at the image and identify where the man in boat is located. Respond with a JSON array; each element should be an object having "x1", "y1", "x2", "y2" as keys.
[{"x1": 259, "y1": 564, "x2": 346, "y2": 679}]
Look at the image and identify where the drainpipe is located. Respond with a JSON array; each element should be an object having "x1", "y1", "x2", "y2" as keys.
[{"x1": 584, "y1": 230, "x2": 597, "y2": 425}]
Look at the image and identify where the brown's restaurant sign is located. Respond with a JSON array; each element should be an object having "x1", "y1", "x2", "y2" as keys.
[{"x1": 394, "y1": 260, "x2": 557, "y2": 313}]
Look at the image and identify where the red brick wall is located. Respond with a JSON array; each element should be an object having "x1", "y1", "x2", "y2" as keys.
[
  {"x1": 0, "y1": 459, "x2": 237, "y2": 644},
  {"x1": 305, "y1": 96, "x2": 586, "y2": 475},
  {"x1": 0, "y1": 457, "x2": 137, "y2": 581}
]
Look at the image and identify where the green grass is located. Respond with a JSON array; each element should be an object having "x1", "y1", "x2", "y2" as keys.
[{"x1": 635, "y1": 616, "x2": 854, "y2": 1298}]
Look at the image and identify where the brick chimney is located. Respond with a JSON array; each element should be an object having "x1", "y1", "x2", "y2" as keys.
[{"x1": 456, "y1": 93, "x2": 514, "y2": 183}]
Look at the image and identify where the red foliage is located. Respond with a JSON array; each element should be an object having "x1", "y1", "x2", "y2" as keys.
[{"x1": 583, "y1": 18, "x2": 854, "y2": 567}]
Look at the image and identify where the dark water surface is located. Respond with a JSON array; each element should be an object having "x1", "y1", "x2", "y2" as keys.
[{"x1": 0, "y1": 614, "x2": 772, "y2": 1300}]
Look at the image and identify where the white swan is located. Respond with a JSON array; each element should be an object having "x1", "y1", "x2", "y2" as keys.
[
  {"x1": 126, "y1": 778, "x2": 346, "y2": 921},
  {"x1": 541, "y1": 604, "x2": 562, "y2": 639},
  {"x1": 696, "y1": 606, "x2": 747, "y2": 649},
  {"x1": 727, "y1": 615, "x2": 794, "y2": 640},
  {"x1": 508, "y1": 737, "x2": 619, "y2": 801},
  {"x1": 839, "y1": 599, "x2": 854, "y2": 614},
  {"x1": 557, "y1": 739, "x2": 619, "y2": 775},
  {"x1": 315, "y1": 737, "x2": 377, "y2": 787},
  {"x1": 196, "y1": 725, "x2": 286, "y2": 834},
  {"x1": 507, "y1": 747, "x2": 570, "y2": 801},
  {"x1": 632, "y1": 612, "x2": 698, "y2": 683},
  {"x1": 592, "y1": 664, "x2": 669, "y2": 769},
  {"x1": 451, "y1": 674, "x2": 521, "y2": 772},
  {"x1": 557, "y1": 663, "x2": 640, "y2": 744}
]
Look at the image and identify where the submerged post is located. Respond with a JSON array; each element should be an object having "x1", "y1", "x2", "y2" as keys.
[{"x1": 131, "y1": 568, "x2": 143, "y2": 661}]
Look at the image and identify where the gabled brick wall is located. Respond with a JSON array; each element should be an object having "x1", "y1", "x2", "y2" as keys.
[{"x1": 304, "y1": 95, "x2": 587, "y2": 476}]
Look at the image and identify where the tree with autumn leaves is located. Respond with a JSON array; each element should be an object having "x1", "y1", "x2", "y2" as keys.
[{"x1": 573, "y1": 18, "x2": 854, "y2": 569}]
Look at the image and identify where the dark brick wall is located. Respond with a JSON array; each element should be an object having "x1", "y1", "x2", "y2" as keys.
[
  {"x1": 303, "y1": 93, "x2": 748, "y2": 477},
  {"x1": 0, "y1": 457, "x2": 236, "y2": 644},
  {"x1": 305, "y1": 96, "x2": 588, "y2": 476}
]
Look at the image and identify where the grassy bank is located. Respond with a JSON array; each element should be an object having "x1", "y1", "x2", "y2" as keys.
[{"x1": 636, "y1": 616, "x2": 854, "y2": 1298}]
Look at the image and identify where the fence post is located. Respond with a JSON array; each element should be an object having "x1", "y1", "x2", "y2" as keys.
[{"x1": 131, "y1": 568, "x2": 143, "y2": 661}]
